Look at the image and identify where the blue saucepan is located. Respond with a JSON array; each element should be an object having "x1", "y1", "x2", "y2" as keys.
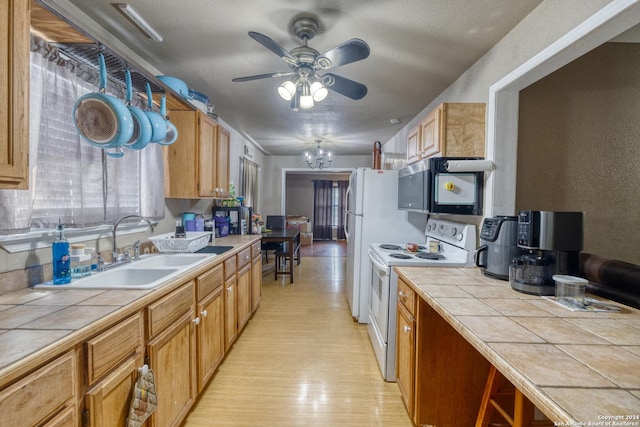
[
  {"x1": 145, "y1": 82, "x2": 167, "y2": 143},
  {"x1": 157, "y1": 93, "x2": 178, "y2": 146},
  {"x1": 123, "y1": 69, "x2": 152, "y2": 150},
  {"x1": 73, "y1": 53, "x2": 133, "y2": 149}
]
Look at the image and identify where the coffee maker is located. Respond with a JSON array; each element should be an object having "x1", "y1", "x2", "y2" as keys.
[
  {"x1": 475, "y1": 216, "x2": 523, "y2": 280},
  {"x1": 510, "y1": 210, "x2": 583, "y2": 295}
]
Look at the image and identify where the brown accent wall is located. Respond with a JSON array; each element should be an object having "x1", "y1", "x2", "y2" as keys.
[{"x1": 517, "y1": 42, "x2": 640, "y2": 264}]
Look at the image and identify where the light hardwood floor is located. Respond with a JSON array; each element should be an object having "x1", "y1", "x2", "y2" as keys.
[{"x1": 183, "y1": 250, "x2": 413, "y2": 426}]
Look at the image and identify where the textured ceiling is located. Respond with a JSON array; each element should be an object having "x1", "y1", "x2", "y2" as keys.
[{"x1": 54, "y1": 0, "x2": 543, "y2": 155}]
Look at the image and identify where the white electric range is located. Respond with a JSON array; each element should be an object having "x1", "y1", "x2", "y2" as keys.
[{"x1": 367, "y1": 218, "x2": 476, "y2": 381}]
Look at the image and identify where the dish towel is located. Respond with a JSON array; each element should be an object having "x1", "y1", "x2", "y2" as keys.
[{"x1": 127, "y1": 364, "x2": 158, "y2": 427}]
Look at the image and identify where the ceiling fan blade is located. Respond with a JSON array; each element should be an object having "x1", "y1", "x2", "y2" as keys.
[
  {"x1": 232, "y1": 71, "x2": 295, "y2": 82},
  {"x1": 322, "y1": 73, "x2": 368, "y2": 100},
  {"x1": 249, "y1": 31, "x2": 297, "y2": 65},
  {"x1": 317, "y1": 39, "x2": 370, "y2": 69}
]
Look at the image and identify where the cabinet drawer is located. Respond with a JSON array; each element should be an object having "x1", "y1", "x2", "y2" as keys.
[
  {"x1": 86, "y1": 312, "x2": 143, "y2": 385},
  {"x1": 237, "y1": 247, "x2": 251, "y2": 269},
  {"x1": 251, "y1": 241, "x2": 261, "y2": 260},
  {"x1": 197, "y1": 263, "x2": 223, "y2": 301},
  {"x1": 397, "y1": 278, "x2": 416, "y2": 316},
  {"x1": 0, "y1": 351, "x2": 75, "y2": 427},
  {"x1": 224, "y1": 256, "x2": 236, "y2": 280},
  {"x1": 148, "y1": 281, "x2": 195, "y2": 337}
]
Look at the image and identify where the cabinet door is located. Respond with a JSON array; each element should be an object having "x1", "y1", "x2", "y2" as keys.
[
  {"x1": 147, "y1": 311, "x2": 196, "y2": 427},
  {"x1": 419, "y1": 105, "x2": 442, "y2": 158},
  {"x1": 406, "y1": 124, "x2": 421, "y2": 164},
  {"x1": 224, "y1": 276, "x2": 237, "y2": 351},
  {"x1": 163, "y1": 111, "x2": 198, "y2": 199},
  {"x1": 237, "y1": 264, "x2": 252, "y2": 332},
  {"x1": 42, "y1": 404, "x2": 75, "y2": 427},
  {"x1": 198, "y1": 113, "x2": 217, "y2": 197},
  {"x1": 0, "y1": 351, "x2": 76, "y2": 427},
  {"x1": 196, "y1": 285, "x2": 224, "y2": 393},
  {"x1": 216, "y1": 126, "x2": 230, "y2": 196},
  {"x1": 0, "y1": 0, "x2": 29, "y2": 189},
  {"x1": 251, "y1": 255, "x2": 262, "y2": 312},
  {"x1": 396, "y1": 302, "x2": 416, "y2": 418},
  {"x1": 85, "y1": 356, "x2": 142, "y2": 427}
]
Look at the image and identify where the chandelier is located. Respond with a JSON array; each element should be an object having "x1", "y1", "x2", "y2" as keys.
[{"x1": 305, "y1": 140, "x2": 332, "y2": 169}]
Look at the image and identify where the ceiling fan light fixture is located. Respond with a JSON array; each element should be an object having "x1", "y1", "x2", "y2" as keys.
[
  {"x1": 278, "y1": 80, "x2": 297, "y2": 101},
  {"x1": 299, "y1": 82, "x2": 314, "y2": 109},
  {"x1": 310, "y1": 81, "x2": 328, "y2": 102}
]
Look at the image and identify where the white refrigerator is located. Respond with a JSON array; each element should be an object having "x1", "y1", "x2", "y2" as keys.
[{"x1": 344, "y1": 168, "x2": 426, "y2": 323}]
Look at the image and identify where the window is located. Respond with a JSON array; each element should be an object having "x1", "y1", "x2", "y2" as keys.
[{"x1": 0, "y1": 37, "x2": 164, "y2": 238}]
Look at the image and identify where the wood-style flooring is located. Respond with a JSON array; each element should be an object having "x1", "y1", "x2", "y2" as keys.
[{"x1": 183, "y1": 242, "x2": 412, "y2": 426}]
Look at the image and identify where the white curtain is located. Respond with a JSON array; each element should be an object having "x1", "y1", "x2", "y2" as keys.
[{"x1": 0, "y1": 39, "x2": 164, "y2": 234}]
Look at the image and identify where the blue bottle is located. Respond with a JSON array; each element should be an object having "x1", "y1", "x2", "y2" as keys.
[{"x1": 52, "y1": 219, "x2": 71, "y2": 284}]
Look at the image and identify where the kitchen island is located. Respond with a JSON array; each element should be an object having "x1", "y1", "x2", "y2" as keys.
[{"x1": 395, "y1": 266, "x2": 640, "y2": 425}]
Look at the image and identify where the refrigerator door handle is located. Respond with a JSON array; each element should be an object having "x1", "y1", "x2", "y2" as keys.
[{"x1": 344, "y1": 184, "x2": 352, "y2": 241}]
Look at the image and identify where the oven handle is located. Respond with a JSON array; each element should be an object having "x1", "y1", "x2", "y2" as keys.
[{"x1": 368, "y1": 248, "x2": 390, "y2": 274}]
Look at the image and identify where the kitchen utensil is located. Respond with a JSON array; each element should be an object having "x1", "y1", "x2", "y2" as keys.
[
  {"x1": 156, "y1": 75, "x2": 189, "y2": 99},
  {"x1": 73, "y1": 53, "x2": 133, "y2": 148},
  {"x1": 123, "y1": 69, "x2": 152, "y2": 150},
  {"x1": 144, "y1": 83, "x2": 167, "y2": 143},
  {"x1": 158, "y1": 93, "x2": 178, "y2": 146}
]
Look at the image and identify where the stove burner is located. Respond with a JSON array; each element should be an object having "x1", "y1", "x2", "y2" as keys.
[
  {"x1": 380, "y1": 244, "x2": 402, "y2": 250},
  {"x1": 389, "y1": 253, "x2": 412, "y2": 259},
  {"x1": 415, "y1": 252, "x2": 446, "y2": 260},
  {"x1": 416, "y1": 245, "x2": 427, "y2": 251}
]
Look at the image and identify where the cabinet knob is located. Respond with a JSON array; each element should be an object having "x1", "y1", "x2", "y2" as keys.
[
  {"x1": 201, "y1": 309, "x2": 208, "y2": 317},
  {"x1": 398, "y1": 291, "x2": 406, "y2": 300},
  {"x1": 193, "y1": 317, "x2": 201, "y2": 326},
  {"x1": 227, "y1": 286, "x2": 233, "y2": 292},
  {"x1": 403, "y1": 325, "x2": 411, "y2": 333}
]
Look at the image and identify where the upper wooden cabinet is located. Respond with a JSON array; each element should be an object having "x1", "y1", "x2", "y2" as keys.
[
  {"x1": 0, "y1": 0, "x2": 30, "y2": 189},
  {"x1": 164, "y1": 110, "x2": 217, "y2": 199},
  {"x1": 407, "y1": 103, "x2": 485, "y2": 164},
  {"x1": 216, "y1": 126, "x2": 230, "y2": 197},
  {"x1": 164, "y1": 110, "x2": 231, "y2": 199}
]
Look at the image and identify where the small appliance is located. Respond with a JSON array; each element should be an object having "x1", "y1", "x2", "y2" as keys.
[
  {"x1": 429, "y1": 157, "x2": 483, "y2": 215},
  {"x1": 367, "y1": 218, "x2": 476, "y2": 381},
  {"x1": 510, "y1": 210, "x2": 583, "y2": 295},
  {"x1": 474, "y1": 216, "x2": 523, "y2": 280},
  {"x1": 397, "y1": 159, "x2": 430, "y2": 212}
]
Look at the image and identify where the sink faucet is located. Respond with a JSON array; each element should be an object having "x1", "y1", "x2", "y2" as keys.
[{"x1": 112, "y1": 215, "x2": 154, "y2": 263}]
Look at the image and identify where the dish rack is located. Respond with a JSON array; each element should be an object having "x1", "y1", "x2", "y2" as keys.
[{"x1": 148, "y1": 232, "x2": 211, "y2": 253}]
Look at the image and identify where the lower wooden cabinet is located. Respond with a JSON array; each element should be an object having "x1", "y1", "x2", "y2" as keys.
[
  {"x1": 84, "y1": 356, "x2": 142, "y2": 427},
  {"x1": 0, "y1": 351, "x2": 76, "y2": 427},
  {"x1": 396, "y1": 302, "x2": 416, "y2": 417},
  {"x1": 237, "y1": 263, "x2": 252, "y2": 331},
  {"x1": 251, "y1": 241, "x2": 262, "y2": 312},
  {"x1": 196, "y1": 283, "x2": 225, "y2": 393},
  {"x1": 147, "y1": 282, "x2": 197, "y2": 427}
]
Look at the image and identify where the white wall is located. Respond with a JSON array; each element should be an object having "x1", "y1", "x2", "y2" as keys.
[{"x1": 382, "y1": 0, "x2": 615, "y2": 156}]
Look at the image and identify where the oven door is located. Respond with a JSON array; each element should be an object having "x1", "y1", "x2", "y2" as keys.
[{"x1": 368, "y1": 248, "x2": 391, "y2": 338}]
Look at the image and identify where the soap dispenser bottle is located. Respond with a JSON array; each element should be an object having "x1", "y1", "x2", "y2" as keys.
[{"x1": 52, "y1": 218, "x2": 71, "y2": 284}]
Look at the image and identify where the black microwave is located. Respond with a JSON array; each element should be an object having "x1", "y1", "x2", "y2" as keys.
[
  {"x1": 398, "y1": 157, "x2": 484, "y2": 215},
  {"x1": 398, "y1": 159, "x2": 431, "y2": 212}
]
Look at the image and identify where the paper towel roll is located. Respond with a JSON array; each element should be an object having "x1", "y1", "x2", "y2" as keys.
[{"x1": 445, "y1": 159, "x2": 494, "y2": 172}]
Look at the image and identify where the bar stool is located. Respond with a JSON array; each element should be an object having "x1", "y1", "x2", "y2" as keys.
[{"x1": 476, "y1": 366, "x2": 553, "y2": 427}]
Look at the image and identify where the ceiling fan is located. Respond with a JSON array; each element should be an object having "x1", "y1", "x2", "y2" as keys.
[{"x1": 232, "y1": 16, "x2": 370, "y2": 109}]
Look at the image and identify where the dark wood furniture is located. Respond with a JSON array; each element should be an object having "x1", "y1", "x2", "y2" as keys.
[{"x1": 261, "y1": 229, "x2": 300, "y2": 283}]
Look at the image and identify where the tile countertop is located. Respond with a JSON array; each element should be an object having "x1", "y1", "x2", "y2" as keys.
[
  {"x1": 395, "y1": 266, "x2": 640, "y2": 425},
  {"x1": 0, "y1": 234, "x2": 260, "y2": 388}
]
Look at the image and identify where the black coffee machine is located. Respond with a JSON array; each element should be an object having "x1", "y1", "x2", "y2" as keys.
[{"x1": 510, "y1": 210, "x2": 583, "y2": 295}]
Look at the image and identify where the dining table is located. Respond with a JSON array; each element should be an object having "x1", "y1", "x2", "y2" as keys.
[{"x1": 261, "y1": 228, "x2": 301, "y2": 283}]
